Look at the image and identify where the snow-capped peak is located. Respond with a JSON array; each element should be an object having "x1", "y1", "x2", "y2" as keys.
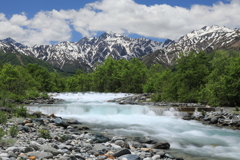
[
  {"x1": 0, "y1": 37, "x2": 27, "y2": 48},
  {"x1": 183, "y1": 25, "x2": 234, "y2": 40}
]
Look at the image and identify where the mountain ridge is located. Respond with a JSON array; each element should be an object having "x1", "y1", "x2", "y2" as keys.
[
  {"x1": 0, "y1": 32, "x2": 164, "y2": 72},
  {"x1": 1, "y1": 25, "x2": 240, "y2": 72},
  {"x1": 142, "y1": 25, "x2": 240, "y2": 67}
]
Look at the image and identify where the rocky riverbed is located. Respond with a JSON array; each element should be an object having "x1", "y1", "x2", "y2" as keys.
[
  {"x1": 0, "y1": 111, "x2": 185, "y2": 160},
  {"x1": 182, "y1": 108, "x2": 240, "y2": 130},
  {"x1": 108, "y1": 94, "x2": 205, "y2": 108},
  {"x1": 109, "y1": 93, "x2": 240, "y2": 130}
]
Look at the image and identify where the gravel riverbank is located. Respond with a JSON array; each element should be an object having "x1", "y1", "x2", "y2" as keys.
[
  {"x1": 109, "y1": 93, "x2": 240, "y2": 130},
  {"x1": 0, "y1": 111, "x2": 184, "y2": 160},
  {"x1": 1, "y1": 93, "x2": 239, "y2": 160}
]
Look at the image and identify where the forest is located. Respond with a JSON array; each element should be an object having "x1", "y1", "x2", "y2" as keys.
[{"x1": 0, "y1": 49, "x2": 240, "y2": 107}]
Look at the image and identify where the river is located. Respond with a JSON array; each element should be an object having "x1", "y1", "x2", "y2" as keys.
[{"x1": 27, "y1": 92, "x2": 240, "y2": 160}]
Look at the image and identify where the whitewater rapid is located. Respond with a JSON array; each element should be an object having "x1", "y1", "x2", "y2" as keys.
[{"x1": 27, "y1": 92, "x2": 240, "y2": 160}]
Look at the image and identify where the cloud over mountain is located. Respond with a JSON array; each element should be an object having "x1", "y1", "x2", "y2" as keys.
[{"x1": 0, "y1": 0, "x2": 240, "y2": 46}]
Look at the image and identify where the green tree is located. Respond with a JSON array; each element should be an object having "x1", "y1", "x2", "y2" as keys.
[
  {"x1": 170, "y1": 51, "x2": 211, "y2": 102},
  {"x1": 202, "y1": 51, "x2": 240, "y2": 106},
  {"x1": 26, "y1": 64, "x2": 54, "y2": 92}
]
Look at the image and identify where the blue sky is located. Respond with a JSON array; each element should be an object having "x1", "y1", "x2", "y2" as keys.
[{"x1": 0, "y1": 0, "x2": 238, "y2": 46}]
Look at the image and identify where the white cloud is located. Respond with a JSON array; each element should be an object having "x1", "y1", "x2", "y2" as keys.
[
  {"x1": 10, "y1": 14, "x2": 29, "y2": 26},
  {"x1": 0, "y1": 13, "x2": 6, "y2": 21},
  {"x1": 0, "y1": 0, "x2": 240, "y2": 46}
]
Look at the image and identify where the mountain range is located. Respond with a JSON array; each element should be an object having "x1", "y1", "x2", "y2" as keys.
[{"x1": 0, "y1": 25, "x2": 240, "y2": 72}]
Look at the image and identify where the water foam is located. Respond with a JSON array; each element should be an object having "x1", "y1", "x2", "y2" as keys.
[{"x1": 27, "y1": 92, "x2": 240, "y2": 160}]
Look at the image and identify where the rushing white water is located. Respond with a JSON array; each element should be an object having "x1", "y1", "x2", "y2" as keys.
[{"x1": 27, "y1": 92, "x2": 240, "y2": 160}]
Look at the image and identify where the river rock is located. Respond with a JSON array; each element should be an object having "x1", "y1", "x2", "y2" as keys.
[
  {"x1": 210, "y1": 116, "x2": 220, "y2": 124},
  {"x1": 164, "y1": 153, "x2": 175, "y2": 159},
  {"x1": 93, "y1": 144, "x2": 108, "y2": 152},
  {"x1": 40, "y1": 145, "x2": 62, "y2": 156},
  {"x1": 27, "y1": 152, "x2": 53, "y2": 159},
  {"x1": 115, "y1": 140, "x2": 125, "y2": 146},
  {"x1": 33, "y1": 118, "x2": 45, "y2": 125},
  {"x1": 111, "y1": 136, "x2": 127, "y2": 142},
  {"x1": 66, "y1": 119, "x2": 81, "y2": 124},
  {"x1": 18, "y1": 125, "x2": 30, "y2": 132},
  {"x1": 0, "y1": 153, "x2": 9, "y2": 158},
  {"x1": 182, "y1": 116, "x2": 191, "y2": 120},
  {"x1": 118, "y1": 154, "x2": 141, "y2": 160},
  {"x1": 0, "y1": 107, "x2": 15, "y2": 113},
  {"x1": 152, "y1": 155, "x2": 160, "y2": 160},
  {"x1": 6, "y1": 147, "x2": 20, "y2": 152},
  {"x1": 25, "y1": 123, "x2": 34, "y2": 127},
  {"x1": 55, "y1": 117, "x2": 69, "y2": 128},
  {"x1": 93, "y1": 133, "x2": 110, "y2": 143},
  {"x1": 112, "y1": 148, "x2": 131, "y2": 157},
  {"x1": 29, "y1": 142, "x2": 40, "y2": 150},
  {"x1": 151, "y1": 142, "x2": 170, "y2": 149}
]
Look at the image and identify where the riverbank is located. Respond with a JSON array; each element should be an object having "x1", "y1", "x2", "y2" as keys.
[
  {"x1": 109, "y1": 93, "x2": 240, "y2": 130},
  {"x1": 0, "y1": 111, "x2": 185, "y2": 160},
  {"x1": 182, "y1": 107, "x2": 240, "y2": 130},
  {"x1": 1, "y1": 92, "x2": 239, "y2": 160},
  {"x1": 108, "y1": 93, "x2": 206, "y2": 108}
]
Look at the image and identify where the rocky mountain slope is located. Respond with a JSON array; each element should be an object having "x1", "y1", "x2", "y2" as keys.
[
  {"x1": 0, "y1": 32, "x2": 164, "y2": 72},
  {"x1": 0, "y1": 25, "x2": 240, "y2": 72},
  {"x1": 142, "y1": 25, "x2": 240, "y2": 67}
]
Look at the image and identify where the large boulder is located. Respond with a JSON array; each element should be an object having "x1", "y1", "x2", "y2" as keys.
[
  {"x1": 210, "y1": 116, "x2": 220, "y2": 124},
  {"x1": 54, "y1": 117, "x2": 69, "y2": 128},
  {"x1": 66, "y1": 119, "x2": 81, "y2": 124},
  {"x1": 33, "y1": 118, "x2": 45, "y2": 125},
  {"x1": 151, "y1": 141, "x2": 170, "y2": 149},
  {"x1": 182, "y1": 116, "x2": 191, "y2": 120},
  {"x1": 18, "y1": 126, "x2": 30, "y2": 132},
  {"x1": 93, "y1": 133, "x2": 110, "y2": 143},
  {"x1": 112, "y1": 148, "x2": 131, "y2": 157}
]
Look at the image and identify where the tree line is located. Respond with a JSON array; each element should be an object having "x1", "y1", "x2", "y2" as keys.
[{"x1": 0, "y1": 50, "x2": 240, "y2": 107}]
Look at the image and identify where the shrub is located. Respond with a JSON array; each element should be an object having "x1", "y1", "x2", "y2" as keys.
[
  {"x1": 235, "y1": 107, "x2": 240, "y2": 112},
  {"x1": 5, "y1": 102, "x2": 16, "y2": 108},
  {"x1": 0, "y1": 138, "x2": 17, "y2": 147},
  {"x1": 201, "y1": 110, "x2": 206, "y2": 116},
  {"x1": 40, "y1": 92, "x2": 49, "y2": 99},
  {"x1": 9, "y1": 125, "x2": 18, "y2": 137},
  {"x1": 151, "y1": 93, "x2": 162, "y2": 102},
  {"x1": 15, "y1": 106, "x2": 27, "y2": 118},
  {"x1": 0, "y1": 111, "x2": 8, "y2": 124},
  {"x1": 38, "y1": 129, "x2": 51, "y2": 139},
  {"x1": 9, "y1": 93, "x2": 25, "y2": 103},
  {"x1": 27, "y1": 90, "x2": 40, "y2": 99},
  {"x1": 59, "y1": 134, "x2": 71, "y2": 142},
  {"x1": 0, "y1": 128, "x2": 6, "y2": 140}
]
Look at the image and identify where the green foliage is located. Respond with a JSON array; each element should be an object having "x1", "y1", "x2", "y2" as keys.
[
  {"x1": 58, "y1": 134, "x2": 71, "y2": 142},
  {"x1": 1, "y1": 49, "x2": 240, "y2": 107},
  {"x1": 173, "y1": 51, "x2": 210, "y2": 102},
  {"x1": 0, "y1": 111, "x2": 8, "y2": 124},
  {"x1": 151, "y1": 93, "x2": 162, "y2": 102},
  {"x1": 9, "y1": 125, "x2": 18, "y2": 137},
  {"x1": 0, "y1": 128, "x2": 6, "y2": 140},
  {"x1": 65, "y1": 57, "x2": 147, "y2": 93},
  {"x1": 15, "y1": 106, "x2": 27, "y2": 118},
  {"x1": 0, "y1": 52, "x2": 64, "y2": 73},
  {"x1": 0, "y1": 138, "x2": 17, "y2": 147},
  {"x1": 26, "y1": 90, "x2": 40, "y2": 99},
  {"x1": 235, "y1": 107, "x2": 240, "y2": 112},
  {"x1": 38, "y1": 129, "x2": 51, "y2": 139},
  {"x1": 200, "y1": 51, "x2": 240, "y2": 106},
  {"x1": 0, "y1": 91, "x2": 9, "y2": 107},
  {"x1": 26, "y1": 64, "x2": 55, "y2": 92},
  {"x1": 201, "y1": 110, "x2": 206, "y2": 116}
]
